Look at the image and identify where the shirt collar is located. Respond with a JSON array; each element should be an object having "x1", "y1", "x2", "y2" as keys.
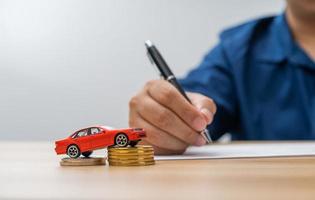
[{"x1": 257, "y1": 13, "x2": 315, "y2": 69}]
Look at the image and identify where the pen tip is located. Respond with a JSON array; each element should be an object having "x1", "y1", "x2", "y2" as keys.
[{"x1": 145, "y1": 40, "x2": 153, "y2": 48}]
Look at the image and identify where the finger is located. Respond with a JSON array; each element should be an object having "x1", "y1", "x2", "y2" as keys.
[
  {"x1": 146, "y1": 80, "x2": 207, "y2": 131},
  {"x1": 129, "y1": 110, "x2": 188, "y2": 151},
  {"x1": 135, "y1": 93, "x2": 207, "y2": 146},
  {"x1": 188, "y1": 92, "x2": 217, "y2": 124}
]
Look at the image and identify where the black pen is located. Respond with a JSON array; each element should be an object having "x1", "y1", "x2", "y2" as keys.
[{"x1": 145, "y1": 40, "x2": 212, "y2": 143}]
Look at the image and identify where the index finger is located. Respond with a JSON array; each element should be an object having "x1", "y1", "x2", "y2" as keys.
[{"x1": 146, "y1": 80, "x2": 207, "y2": 131}]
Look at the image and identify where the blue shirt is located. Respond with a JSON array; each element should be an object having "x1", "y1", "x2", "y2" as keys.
[{"x1": 180, "y1": 13, "x2": 315, "y2": 141}]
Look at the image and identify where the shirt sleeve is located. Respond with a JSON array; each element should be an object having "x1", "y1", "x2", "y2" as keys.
[{"x1": 179, "y1": 43, "x2": 239, "y2": 140}]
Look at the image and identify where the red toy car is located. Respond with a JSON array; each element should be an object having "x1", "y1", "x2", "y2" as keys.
[{"x1": 55, "y1": 126, "x2": 146, "y2": 158}]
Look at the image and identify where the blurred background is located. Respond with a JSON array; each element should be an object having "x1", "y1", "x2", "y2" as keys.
[{"x1": 0, "y1": 0, "x2": 284, "y2": 140}]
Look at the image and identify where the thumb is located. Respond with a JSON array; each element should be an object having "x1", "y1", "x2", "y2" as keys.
[{"x1": 187, "y1": 92, "x2": 217, "y2": 124}]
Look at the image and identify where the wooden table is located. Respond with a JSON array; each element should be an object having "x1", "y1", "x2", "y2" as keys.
[{"x1": 1, "y1": 141, "x2": 315, "y2": 200}]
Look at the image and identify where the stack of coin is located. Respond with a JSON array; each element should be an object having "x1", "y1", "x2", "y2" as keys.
[
  {"x1": 60, "y1": 157, "x2": 106, "y2": 166},
  {"x1": 107, "y1": 145, "x2": 155, "y2": 166}
]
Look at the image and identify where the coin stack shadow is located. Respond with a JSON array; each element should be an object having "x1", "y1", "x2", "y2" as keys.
[{"x1": 107, "y1": 145, "x2": 155, "y2": 166}]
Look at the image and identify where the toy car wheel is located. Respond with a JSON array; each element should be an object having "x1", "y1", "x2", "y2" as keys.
[
  {"x1": 82, "y1": 151, "x2": 93, "y2": 158},
  {"x1": 67, "y1": 145, "x2": 81, "y2": 158},
  {"x1": 129, "y1": 140, "x2": 139, "y2": 147},
  {"x1": 115, "y1": 133, "x2": 129, "y2": 147}
]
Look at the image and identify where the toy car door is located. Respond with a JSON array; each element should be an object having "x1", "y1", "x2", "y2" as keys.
[
  {"x1": 72, "y1": 129, "x2": 90, "y2": 152},
  {"x1": 88, "y1": 127, "x2": 105, "y2": 149}
]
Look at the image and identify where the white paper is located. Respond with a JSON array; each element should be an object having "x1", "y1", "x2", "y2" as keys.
[{"x1": 154, "y1": 142, "x2": 315, "y2": 160}]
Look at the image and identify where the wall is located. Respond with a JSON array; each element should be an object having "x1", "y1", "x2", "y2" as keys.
[{"x1": 0, "y1": 0, "x2": 284, "y2": 140}]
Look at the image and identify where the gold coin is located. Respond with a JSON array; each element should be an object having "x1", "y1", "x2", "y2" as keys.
[
  {"x1": 108, "y1": 146, "x2": 153, "y2": 152},
  {"x1": 108, "y1": 158, "x2": 154, "y2": 162},
  {"x1": 108, "y1": 149, "x2": 153, "y2": 152},
  {"x1": 108, "y1": 156, "x2": 154, "y2": 160},
  {"x1": 108, "y1": 155, "x2": 153, "y2": 159},
  {"x1": 60, "y1": 157, "x2": 106, "y2": 166},
  {"x1": 108, "y1": 155, "x2": 154, "y2": 160},
  {"x1": 108, "y1": 152, "x2": 154, "y2": 156},
  {"x1": 108, "y1": 148, "x2": 154, "y2": 151},
  {"x1": 109, "y1": 163, "x2": 155, "y2": 166},
  {"x1": 108, "y1": 155, "x2": 154, "y2": 158},
  {"x1": 108, "y1": 155, "x2": 154, "y2": 159},
  {"x1": 108, "y1": 146, "x2": 153, "y2": 149},
  {"x1": 108, "y1": 145, "x2": 153, "y2": 149},
  {"x1": 107, "y1": 150, "x2": 154, "y2": 155},
  {"x1": 108, "y1": 150, "x2": 153, "y2": 154},
  {"x1": 108, "y1": 154, "x2": 154, "y2": 158},
  {"x1": 108, "y1": 159, "x2": 154, "y2": 164},
  {"x1": 109, "y1": 160, "x2": 155, "y2": 166},
  {"x1": 109, "y1": 162, "x2": 155, "y2": 166},
  {"x1": 108, "y1": 153, "x2": 153, "y2": 157}
]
